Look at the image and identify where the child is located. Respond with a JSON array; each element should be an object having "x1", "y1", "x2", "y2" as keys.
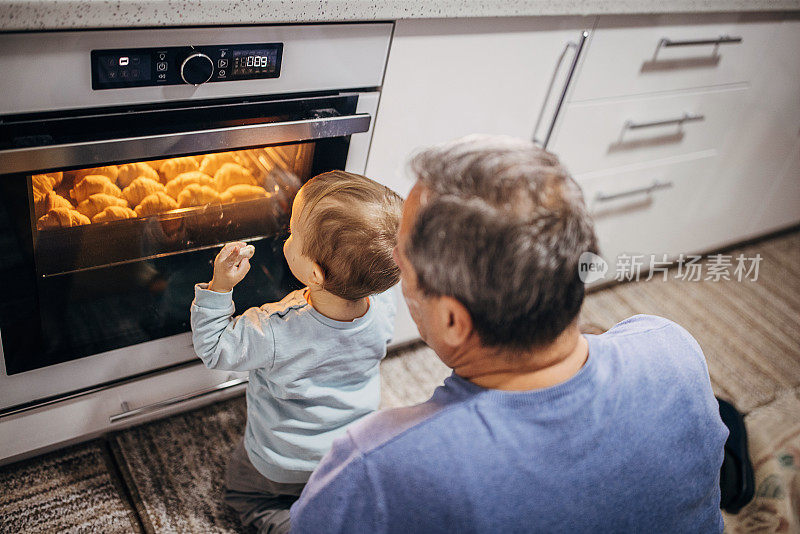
[{"x1": 190, "y1": 170, "x2": 402, "y2": 534}]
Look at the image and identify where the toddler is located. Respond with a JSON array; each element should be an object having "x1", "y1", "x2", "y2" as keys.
[{"x1": 190, "y1": 170, "x2": 402, "y2": 534}]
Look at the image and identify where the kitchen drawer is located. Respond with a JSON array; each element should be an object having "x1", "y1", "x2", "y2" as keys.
[
  {"x1": 551, "y1": 86, "x2": 747, "y2": 175},
  {"x1": 571, "y1": 14, "x2": 777, "y2": 102},
  {"x1": 576, "y1": 151, "x2": 736, "y2": 271}
]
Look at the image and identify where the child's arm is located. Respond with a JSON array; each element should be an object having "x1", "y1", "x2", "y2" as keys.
[{"x1": 190, "y1": 242, "x2": 274, "y2": 372}]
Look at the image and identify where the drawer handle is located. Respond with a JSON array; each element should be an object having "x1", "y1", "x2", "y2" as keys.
[
  {"x1": 625, "y1": 113, "x2": 704, "y2": 130},
  {"x1": 109, "y1": 377, "x2": 247, "y2": 423},
  {"x1": 595, "y1": 180, "x2": 673, "y2": 203},
  {"x1": 660, "y1": 35, "x2": 742, "y2": 48}
]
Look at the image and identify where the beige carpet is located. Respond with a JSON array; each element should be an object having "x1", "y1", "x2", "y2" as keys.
[
  {"x1": 580, "y1": 230, "x2": 800, "y2": 413},
  {"x1": 0, "y1": 440, "x2": 141, "y2": 533}
]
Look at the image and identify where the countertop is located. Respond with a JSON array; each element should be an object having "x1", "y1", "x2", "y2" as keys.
[{"x1": 2, "y1": 0, "x2": 800, "y2": 32}]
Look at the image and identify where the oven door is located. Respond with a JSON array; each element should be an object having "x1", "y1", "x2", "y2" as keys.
[{"x1": 0, "y1": 92, "x2": 374, "y2": 412}]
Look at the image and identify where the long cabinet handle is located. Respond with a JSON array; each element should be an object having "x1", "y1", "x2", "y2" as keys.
[
  {"x1": 541, "y1": 30, "x2": 589, "y2": 149},
  {"x1": 0, "y1": 114, "x2": 371, "y2": 176},
  {"x1": 109, "y1": 377, "x2": 248, "y2": 423},
  {"x1": 660, "y1": 35, "x2": 742, "y2": 47},
  {"x1": 625, "y1": 113, "x2": 704, "y2": 130},
  {"x1": 595, "y1": 180, "x2": 673, "y2": 203}
]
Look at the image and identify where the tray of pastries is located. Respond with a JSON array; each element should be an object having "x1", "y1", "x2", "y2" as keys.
[{"x1": 31, "y1": 145, "x2": 308, "y2": 275}]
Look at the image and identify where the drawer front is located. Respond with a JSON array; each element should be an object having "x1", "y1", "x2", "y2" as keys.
[
  {"x1": 552, "y1": 86, "x2": 748, "y2": 175},
  {"x1": 571, "y1": 15, "x2": 775, "y2": 102},
  {"x1": 576, "y1": 151, "x2": 735, "y2": 272}
]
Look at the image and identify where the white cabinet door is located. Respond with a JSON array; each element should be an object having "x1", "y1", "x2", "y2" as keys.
[
  {"x1": 569, "y1": 14, "x2": 777, "y2": 102},
  {"x1": 733, "y1": 17, "x2": 800, "y2": 238},
  {"x1": 366, "y1": 17, "x2": 593, "y2": 198}
]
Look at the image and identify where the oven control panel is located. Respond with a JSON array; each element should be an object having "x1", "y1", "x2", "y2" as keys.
[{"x1": 91, "y1": 43, "x2": 283, "y2": 90}]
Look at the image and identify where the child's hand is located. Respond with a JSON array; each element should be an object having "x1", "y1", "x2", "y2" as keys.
[{"x1": 208, "y1": 242, "x2": 255, "y2": 293}]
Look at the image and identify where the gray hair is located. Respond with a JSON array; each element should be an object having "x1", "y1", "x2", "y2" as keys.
[{"x1": 406, "y1": 135, "x2": 597, "y2": 349}]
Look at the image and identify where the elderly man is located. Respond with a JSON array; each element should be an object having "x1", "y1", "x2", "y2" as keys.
[{"x1": 290, "y1": 135, "x2": 728, "y2": 532}]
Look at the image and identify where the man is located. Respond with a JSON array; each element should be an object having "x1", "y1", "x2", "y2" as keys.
[{"x1": 290, "y1": 135, "x2": 728, "y2": 532}]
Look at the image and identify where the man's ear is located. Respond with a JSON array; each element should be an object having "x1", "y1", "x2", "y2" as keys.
[
  {"x1": 436, "y1": 296, "x2": 474, "y2": 348},
  {"x1": 309, "y1": 262, "x2": 326, "y2": 288}
]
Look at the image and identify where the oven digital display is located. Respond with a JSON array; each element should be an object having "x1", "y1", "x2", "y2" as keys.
[{"x1": 232, "y1": 49, "x2": 279, "y2": 77}]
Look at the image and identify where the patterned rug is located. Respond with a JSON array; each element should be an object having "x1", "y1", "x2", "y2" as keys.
[
  {"x1": 723, "y1": 387, "x2": 800, "y2": 533},
  {"x1": 0, "y1": 440, "x2": 141, "y2": 533},
  {"x1": 110, "y1": 397, "x2": 247, "y2": 533}
]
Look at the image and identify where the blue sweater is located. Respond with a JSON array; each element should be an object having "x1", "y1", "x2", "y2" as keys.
[{"x1": 291, "y1": 315, "x2": 727, "y2": 532}]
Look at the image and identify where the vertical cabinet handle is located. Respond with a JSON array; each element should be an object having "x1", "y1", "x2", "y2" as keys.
[{"x1": 534, "y1": 30, "x2": 589, "y2": 149}]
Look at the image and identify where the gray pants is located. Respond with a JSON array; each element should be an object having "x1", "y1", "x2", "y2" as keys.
[{"x1": 223, "y1": 439, "x2": 306, "y2": 534}]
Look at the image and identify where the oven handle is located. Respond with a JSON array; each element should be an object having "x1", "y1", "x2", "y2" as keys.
[
  {"x1": 108, "y1": 376, "x2": 248, "y2": 424},
  {"x1": 0, "y1": 113, "x2": 371, "y2": 175}
]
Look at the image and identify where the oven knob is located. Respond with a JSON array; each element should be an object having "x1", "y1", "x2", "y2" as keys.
[{"x1": 180, "y1": 53, "x2": 214, "y2": 85}]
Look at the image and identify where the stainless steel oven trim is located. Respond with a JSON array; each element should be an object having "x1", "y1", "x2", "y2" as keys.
[
  {"x1": 0, "y1": 113, "x2": 371, "y2": 175},
  {"x1": 108, "y1": 377, "x2": 248, "y2": 423}
]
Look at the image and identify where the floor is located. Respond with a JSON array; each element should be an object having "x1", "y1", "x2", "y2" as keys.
[{"x1": 1, "y1": 229, "x2": 798, "y2": 533}]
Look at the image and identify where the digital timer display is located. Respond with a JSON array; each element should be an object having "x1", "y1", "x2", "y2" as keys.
[{"x1": 232, "y1": 49, "x2": 279, "y2": 77}]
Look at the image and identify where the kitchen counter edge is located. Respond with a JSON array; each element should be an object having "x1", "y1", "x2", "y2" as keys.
[{"x1": 2, "y1": 0, "x2": 800, "y2": 32}]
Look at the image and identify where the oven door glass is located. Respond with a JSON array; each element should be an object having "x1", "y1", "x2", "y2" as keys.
[{"x1": 0, "y1": 94, "x2": 368, "y2": 375}]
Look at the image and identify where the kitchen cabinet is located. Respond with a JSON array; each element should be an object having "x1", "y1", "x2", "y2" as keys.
[
  {"x1": 550, "y1": 13, "x2": 800, "y2": 266},
  {"x1": 366, "y1": 16, "x2": 592, "y2": 198}
]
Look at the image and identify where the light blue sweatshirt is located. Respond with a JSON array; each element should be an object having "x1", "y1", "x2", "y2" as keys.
[{"x1": 190, "y1": 284, "x2": 397, "y2": 483}]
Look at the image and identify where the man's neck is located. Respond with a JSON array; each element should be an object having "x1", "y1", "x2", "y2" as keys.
[
  {"x1": 453, "y1": 326, "x2": 589, "y2": 391},
  {"x1": 305, "y1": 287, "x2": 369, "y2": 322}
]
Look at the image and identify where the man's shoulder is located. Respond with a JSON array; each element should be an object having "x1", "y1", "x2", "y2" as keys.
[
  {"x1": 596, "y1": 314, "x2": 711, "y2": 392},
  {"x1": 346, "y1": 395, "x2": 454, "y2": 456},
  {"x1": 602, "y1": 314, "x2": 704, "y2": 358}
]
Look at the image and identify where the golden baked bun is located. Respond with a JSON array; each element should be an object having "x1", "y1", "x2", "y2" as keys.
[
  {"x1": 70, "y1": 175, "x2": 123, "y2": 204},
  {"x1": 123, "y1": 177, "x2": 165, "y2": 207},
  {"x1": 44, "y1": 190, "x2": 73, "y2": 211},
  {"x1": 31, "y1": 173, "x2": 60, "y2": 201},
  {"x1": 74, "y1": 166, "x2": 118, "y2": 184},
  {"x1": 92, "y1": 205, "x2": 138, "y2": 223},
  {"x1": 37, "y1": 208, "x2": 90, "y2": 230},
  {"x1": 199, "y1": 152, "x2": 240, "y2": 176},
  {"x1": 146, "y1": 159, "x2": 167, "y2": 171},
  {"x1": 160, "y1": 157, "x2": 200, "y2": 182},
  {"x1": 165, "y1": 171, "x2": 214, "y2": 199},
  {"x1": 214, "y1": 163, "x2": 257, "y2": 192},
  {"x1": 76, "y1": 193, "x2": 128, "y2": 219},
  {"x1": 177, "y1": 184, "x2": 221, "y2": 208},
  {"x1": 45, "y1": 171, "x2": 64, "y2": 187},
  {"x1": 117, "y1": 162, "x2": 159, "y2": 188},
  {"x1": 135, "y1": 192, "x2": 178, "y2": 217},
  {"x1": 220, "y1": 184, "x2": 268, "y2": 203},
  {"x1": 35, "y1": 190, "x2": 72, "y2": 218}
]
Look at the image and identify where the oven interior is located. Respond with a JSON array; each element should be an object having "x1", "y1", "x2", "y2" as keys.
[{"x1": 0, "y1": 95, "x2": 359, "y2": 375}]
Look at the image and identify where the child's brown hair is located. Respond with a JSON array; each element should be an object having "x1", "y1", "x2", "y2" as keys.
[{"x1": 299, "y1": 170, "x2": 402, "y2": 300}]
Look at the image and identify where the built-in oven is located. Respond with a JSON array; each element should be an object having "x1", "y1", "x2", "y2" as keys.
[{"x1": 0, "y1": 23, "x2": 398, "y2": 463}]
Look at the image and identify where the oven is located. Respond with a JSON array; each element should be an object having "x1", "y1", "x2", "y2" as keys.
[{"x1": 0, "y1": 23, "x2": 396, "y2": 463}]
